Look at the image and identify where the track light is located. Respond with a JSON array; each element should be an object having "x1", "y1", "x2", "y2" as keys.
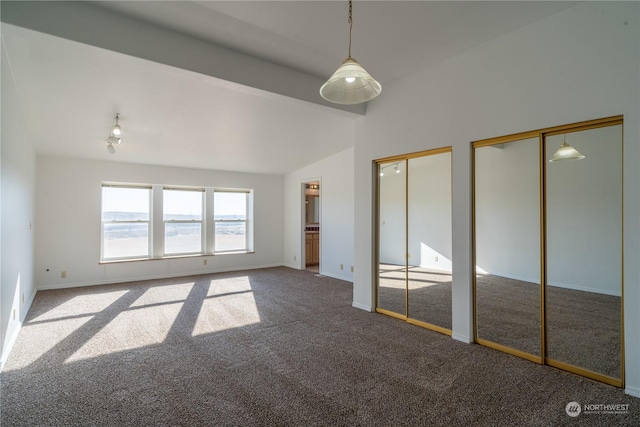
[
  {"x1": 112, "y1": 114, "x2": 121, "y2": 136},
  {"x1": 394, "y1": 164, "x2": 400, "y2": 174},
  {"x1": 104, "y1": 113, "x2": 123, "y2": 154}
]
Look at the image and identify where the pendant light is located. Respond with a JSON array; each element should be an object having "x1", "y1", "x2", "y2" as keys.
[
  {"x1": 320, "y1": 0, "x2": 381, "y2": 105},
  {"x1": 549, "y1": 134, "x2": 585, "y2": 162}
]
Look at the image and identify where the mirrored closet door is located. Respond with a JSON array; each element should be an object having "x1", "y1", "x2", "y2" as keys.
[
  {"x1": 472, "y1": 116, "x2": 623, "y2": 387},
  {"x1": 474, "y1": 137, "x2": 541, "y2": 360},
  {"x1": 545, "y1": 123, "x2": 623, "y2": 383},
  {"x1": 376, "y1": 148, "x2": 453, "y2": 335}
]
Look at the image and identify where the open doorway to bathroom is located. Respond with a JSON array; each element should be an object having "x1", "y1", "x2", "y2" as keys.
[{"x1": 302, "y1": 181, "x2": 320, "y2": 274}]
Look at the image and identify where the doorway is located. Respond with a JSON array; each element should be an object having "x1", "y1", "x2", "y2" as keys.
[{"x1": 302, "y1": 181, "x2": 320, "y2": 273}]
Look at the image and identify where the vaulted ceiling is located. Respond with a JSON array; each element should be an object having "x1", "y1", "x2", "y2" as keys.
[{"x1": 1, "y1": 1, "x2": 577, "y2": 175}]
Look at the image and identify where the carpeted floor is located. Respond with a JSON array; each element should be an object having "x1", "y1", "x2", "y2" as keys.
[
  {"x1": 1, "y1": 267, "x2": 637, "y2": 426},
  {"x1": 379, "y1": 265, "x2": 621, "y2": 379}
]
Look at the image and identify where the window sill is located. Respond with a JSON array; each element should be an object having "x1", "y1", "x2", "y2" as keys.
[{"x1": 99, "y1": 251, "x2": 255, "y2": 265}]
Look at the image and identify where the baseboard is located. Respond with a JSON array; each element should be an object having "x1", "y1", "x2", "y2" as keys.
[
  {"x1": 486, "y1": 272, "x2": 621, "y2": 297},
  {"x1": 319, "y1": 271, "x2": 353, "y2": 283},
  {"x1": 0, "y1": 325, "x2": 21, "y2": 373},
  {"x1": 547, "y1": 281, "x2": 621, "y2": 297},
  {"x1": 625, "y1": 385, "x2": 640, "y2": 398},
  {"x1": 283, "y1": 262, "x2": 302, "y2": 270},
  {"x1": 0, "y1": 289, "x2": 37, "y2": 373},
  {"x1": 452, "y1": 333, "x2": 473, "y2": 344},
  {"x1": 351, "y1": 301, "x2": 372, "y2": 312},
  {"x1": 486, "y1": 271, "x2": 539, "y2": 284},
  {"x1": 37, "y1": 263, "x2": 285, "y2": 291}
]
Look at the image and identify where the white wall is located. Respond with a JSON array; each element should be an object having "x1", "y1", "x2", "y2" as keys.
[
  {"x1": 283, "y1": 147, "x2": 354, "y2": 283},
  {"x1": 475, "y1": 127, "x2": 622, "y2": 296},
  {"x1": 379, "y1": 153, "x2": 453, "y2": 272},
  {"x1": 354, "y1": 2, "x2": 639, "y2": 395},
  {"x1": 35, "y1": 156, "x2": 284, "y2": 289},
  {"x1": 546, "y1": 126, "x2": 623, "y2": 296},
  {"x1": 475, "y1": 140, "x2": 541, "y2": 283},
  {"x1": 1, "y1": 42, "x2": 37, "y2": 369}
]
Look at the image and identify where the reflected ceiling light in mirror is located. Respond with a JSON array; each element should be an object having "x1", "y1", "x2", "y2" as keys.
[
  {"x1": 549, "y1": 134, "x2": 585, "y2": 162},
  {"x1": 320, "y1": 0, "x2": 381, "y2": 105},
  {"x1": 379, "y1": 162, "x2": 401, "y2": 177}
]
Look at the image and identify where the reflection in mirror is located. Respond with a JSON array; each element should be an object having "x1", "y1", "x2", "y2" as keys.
[
  {"x1": 377, "y1": 161, "x2": 407, "y2": 316},
  {"x1": 306, "y1": 196, "x2": 319, "y2": 224},
  {"x1": 407, "y1": 152, "x2": 452, "y2": 329},
  {"x1": 474, "y1": 138, "x2": 541, "y2": 357},
  {"x1": 546, "y1": 125, "x2": 622, "y2": 379}
]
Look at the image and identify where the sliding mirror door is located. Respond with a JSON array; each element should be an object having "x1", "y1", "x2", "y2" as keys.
[
  {"x1": 473, "y1": 116, "x2": 624, "y2": 386},
  {"x1": 376, "y1": 148, "x2": 453, "y2": 333},
  {"x1": 407, "y1": 152, "x2": 452, "y2": 331},
  {"x1": 474, "y1": 138, "x2": 541, "y2": 359},
  {"x1": 545, "y1": 124, "x2": 623, "y2": 383},
  {"x1": 377, "y1": 160, "x2": 407, "y2": 317}
]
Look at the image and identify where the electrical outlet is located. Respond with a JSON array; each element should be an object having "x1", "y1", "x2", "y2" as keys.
[
  {"x1": 22, "y1": 293, "x2": 25, "y2": 305},
  {"x1": 61, "y1": 271, "x2": 67, "y2": 279},
  {"x1": 203, "y1": 259, "x2": 208, "y2": 266},
  {"x1": 13, "y1": 309, "x2": 16, "y2": 320},
  {"x1": 294, "y1": 255, "x2": 297, "y2": 261},
  {"x1": 340, "y1": 264, "x2": 344, "y2": 270},
  {"x1": 350, "y1": 266, "x2": 354, "y2": 272},
  {"x1": 435, "y1": 256, "x2": 439, "y2": 262}
]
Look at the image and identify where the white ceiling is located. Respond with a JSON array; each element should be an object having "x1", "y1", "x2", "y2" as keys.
[{"x1": 1, "y1": 1, "x2": 578, "y2": 175}]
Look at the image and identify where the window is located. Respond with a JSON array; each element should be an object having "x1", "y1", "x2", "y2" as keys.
[
  {"x1": 101, "y1": 183, "x2": 252, "y2": 261},
  {"x1": 163, "y1": 188, "x2": 204, "y2": 255},
  {"x1": 214, "y1": 190, "x2": 249, "y2": 252},
  {"x1": 102, "y1": 185, "x2": 151, "y2": 260}
]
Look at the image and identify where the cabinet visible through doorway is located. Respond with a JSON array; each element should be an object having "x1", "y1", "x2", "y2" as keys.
[{"x1": 305, "y1": 233, "x2": 319, "y2": 265}]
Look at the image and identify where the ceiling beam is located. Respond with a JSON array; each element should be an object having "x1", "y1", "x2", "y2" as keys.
[{"x1": 1, "y1": 1, "x2": 364, "y2": 116}]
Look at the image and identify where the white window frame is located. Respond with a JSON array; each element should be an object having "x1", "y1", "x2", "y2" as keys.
[
  {"x1": 101, "y1": 184, "x2": 152, "y2": 261},
  {"x1": 213, "y1": 189, "x2": 252, "y2": 254},
  {"x1": 162, "y1": 187, "x2": 205, "y2": 256},
  {"x1": 100, "y1": 183, "x2": 253, "y2": 262}
]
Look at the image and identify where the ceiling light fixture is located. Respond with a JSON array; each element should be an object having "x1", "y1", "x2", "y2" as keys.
[
  {"x1": 320, "y1": 0, "x2": 381, "y2": 105},
  {"x1": 379, "y1": 162, "x2": 401, "y2": 177},
  {"x1": 549, "y1": 134, "x2": 585, "y2": 162},
  {"x1": 105, "y1": 113, "x2": 123, "y2": 154},
  {"x1": 112, "y1": 113, "x2": 122, "y2": 136}
]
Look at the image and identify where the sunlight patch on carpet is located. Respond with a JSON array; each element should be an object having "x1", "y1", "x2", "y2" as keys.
[
  {"x1": 31, "y1": 290, "x2": 128, "y2": 322},
  {"x1": 192, "y1": 276, "x2": 260, "y2": 336},
  {"x1": 65, "y1": 302, "x2": 184, "y2": 363},
  {"x1": 130, "y1": 282, "x2": 194, "y2": 307},
  {"x1": 4, "y1": 317, "x2": 93, "y2": 370}
]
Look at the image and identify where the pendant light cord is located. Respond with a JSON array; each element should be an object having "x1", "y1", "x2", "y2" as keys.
[{"x1": 348, "y1": 0, "x2": 353, "y2": 59}]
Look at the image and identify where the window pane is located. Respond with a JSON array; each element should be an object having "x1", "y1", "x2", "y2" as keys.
[
  {"x1": 214, "y1": 192, "x2": 246, "y2": 220},
  {"x1": 103, "y1": 223, "x2": 149, "y2": 258},
  {"x1": 165, "y1": 223, "x2": 202, "y2": 254},
  {"x1": 215, "y1": 222, "x2": 246, "y2": 251},
  {"x1": 164, "y1": 190, "x2": 203, "y2": 220},
  {"x1": 102, "y1": 187, "x2": 150, "y2": 221}
]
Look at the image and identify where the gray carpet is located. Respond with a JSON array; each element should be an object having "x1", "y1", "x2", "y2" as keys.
[
  {"x1": 379, "y1": 265, "x2": 621, "y2": 379},
  {"x1": 1, "y1": 267, "x2": 637, "y2": 426},
  {"x1": 476, "y1": 274, "x2": 621, "y2": 379}
]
